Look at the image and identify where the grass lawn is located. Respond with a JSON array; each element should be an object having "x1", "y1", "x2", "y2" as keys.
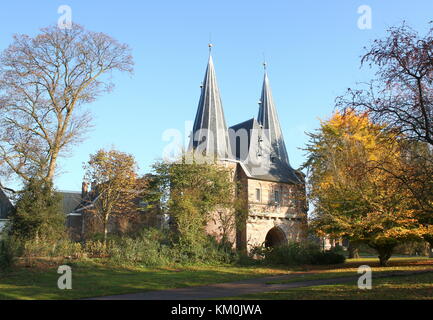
[
  {"x1": 2, "y1": 257, "x2": 432, "y2": 300},
  {"x1": 267, "y1": 257, "x2": 433, "y2": 284},
  {"x1": 222, "y1": 258, "x2": 433, "y2": 300},
  {"x1": 0, "y1": 259, "x2": 287, "y2": 300},
  {"x1": 225, "y1": 272, "x2": 433, "y2": 300}
]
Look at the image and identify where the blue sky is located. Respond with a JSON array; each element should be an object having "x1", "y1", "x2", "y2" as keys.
[{"x1": 1, "y1": 0, "x2": 432, "y2": 191}]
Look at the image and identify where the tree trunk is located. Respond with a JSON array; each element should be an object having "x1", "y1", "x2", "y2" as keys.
[
  {"x1": 378, "y1": 249, "x2": 393, "y2": 266},
  {"x1": 348, "y1": 242, "x2": 360, "y2": 259},
  {"x1": 103, "y1": 216, "x2": 109, "y2": 247},
  {"x1": 47, "y1": 149, "x2": 59, "y2": 183}
]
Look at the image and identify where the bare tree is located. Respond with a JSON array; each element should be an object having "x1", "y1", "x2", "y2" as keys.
[
  {"x1": 338, "y1": 22, "x2": 432, "y2": 146},
  {"x1": 0, "y1": 24, "x2": 134, "y2": 183}
]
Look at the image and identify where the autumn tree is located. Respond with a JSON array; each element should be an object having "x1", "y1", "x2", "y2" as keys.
[
  {"x1": 147, "y1": 156, "x2": 236, "y2": 257},
  {"x1": 337, "y1": 22, "x2": 433, "y2": 252},
  {"x1": 0, "y1": 24, "x2": 133, "y2": 184},
  {"x1": 83, "y1": 149, "x2": 142, "y2": 244},
  {"x1": 304, "y1": 110, "x2": 424, "y2": 266}
]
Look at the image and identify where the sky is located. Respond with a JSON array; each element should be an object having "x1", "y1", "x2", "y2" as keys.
[{"x1": 0, "y1": 0, "x2": 432, "y2": 191}]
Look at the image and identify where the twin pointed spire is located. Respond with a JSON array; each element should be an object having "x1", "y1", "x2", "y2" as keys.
[
  {"x1": 188, "y1": 45, "x2": 231, "y2": 159},
  {"x1": 189, "y1": 47, "x2": 293, "y2": 177}
]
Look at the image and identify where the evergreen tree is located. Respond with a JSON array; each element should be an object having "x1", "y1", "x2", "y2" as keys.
[{"x1": 10, "y1": 179, "x2": 65, "y2": 241}]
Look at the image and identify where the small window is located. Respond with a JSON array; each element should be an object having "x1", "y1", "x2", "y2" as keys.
[
  {"x1": 274, "y1": 190, "x2": 280, "y2": 204},
  {"x1": 255, "y1": 188, "x2": 261, "y2": 202}
]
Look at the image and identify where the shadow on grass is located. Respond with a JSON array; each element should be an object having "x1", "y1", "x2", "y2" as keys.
[{"x1": 0, "y1": 259, "x2": 287, "y2": 300}]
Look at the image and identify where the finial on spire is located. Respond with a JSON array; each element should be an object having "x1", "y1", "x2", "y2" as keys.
[
  {"x1": 208, "y1": 32, "x2": 213, "y2": 54},
  {"x1": 262, "y1": 52, "x2": 267, "y2": 72}
]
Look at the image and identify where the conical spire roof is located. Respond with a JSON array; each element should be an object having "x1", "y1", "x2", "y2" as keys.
[
  {"x1": 188, "y1": 54, "x2": 231, "y2": 159},
  {"x1": 257, "y1": 72, "x2": 290, "y2": 165}
]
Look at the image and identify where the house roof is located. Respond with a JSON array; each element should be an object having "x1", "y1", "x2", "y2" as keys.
[
  {"x1": 59, "y1": 191, "x2": 83, "y2": 214},
  {"x1": 229, "y1": 117, "x2": 302, "y2": 184},
  {"x1": 0, "y1": 188, "x2": 14, "y2": 219}
]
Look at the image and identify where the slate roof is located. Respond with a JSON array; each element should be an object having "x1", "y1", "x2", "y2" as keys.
[
  {"x1": 188, "y1": 54, "x2": 231, "y2": 159},
  {"x1": 229, "y1": 117, "x2": 302, "y2": 184},
  {"x1": 59, "y1": 191, "x2": 83, "y2": 215},
  {"x1": 0, "y1": 188, "x2": 14, "y2": 219},
  {"x1": 257, "y1": 72, "x2": 290, "y2": 166}
]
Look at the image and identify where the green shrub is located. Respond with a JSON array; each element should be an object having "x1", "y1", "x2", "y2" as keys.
[
  {"x1": 253, "y1": 241, "x2": 346, "y2": 266},
  {"x1": 84, "y1": 240, "x2": 108, "y2": 258},
  {"x1": 107, "y1": 228, "x2": 174, "y2": 266},
  {"x1": 53, "y1": 240, "x2": 84, "y2": 259},
  {"x1": 170, "y1": 236, "x2": 238, "y2": 265},
  {"x1": 264, "y1": 242, "x2": 316, "y2": 265},
  {"x1": 309, "y1": 250, "x2": 346, "y2": 265},
  {"x1": 0, "y1": 236, "x2": 20, "y2": 271}
]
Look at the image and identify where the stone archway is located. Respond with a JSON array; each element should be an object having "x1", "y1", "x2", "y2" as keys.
[{"x1": 264, "y1": 226, "x2": 287, "y2": 248}]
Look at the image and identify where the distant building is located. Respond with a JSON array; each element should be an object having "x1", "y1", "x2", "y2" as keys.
[
  {"x1": 0, "y1": 187, "x2": 14, "y2": 232},
  {"x1": 64, "y1": 178, "x2": 164, "y2": 240},
  {"x1": 188, "y1": 51, "x2": 308, "y2": 251}
]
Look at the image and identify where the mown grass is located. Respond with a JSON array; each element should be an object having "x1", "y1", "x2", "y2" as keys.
[
  {"x1": 226, "y1": 272, "x2": 433, "y2": 300},
  {"x1": 0, "y1": 259, "x2": 287, "y2": 300},
  {"x1": 266, "y1": 257, "x2": 433, "y2": 284},
  {"x1": 2, "y1": 257, "x2": 432, "y2": 300}
]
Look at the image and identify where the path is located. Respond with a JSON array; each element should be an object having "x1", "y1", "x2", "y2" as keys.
[{"x1": 88, "y1": 270, "x2": 432, "y2": 300}]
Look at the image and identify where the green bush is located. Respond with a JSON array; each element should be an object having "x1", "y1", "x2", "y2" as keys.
[
  {"x1": 84, "y1": 240, "x2": 108, "y2": 258},
  {"x1": 107, "y1": 228, "x2": 174, "y2": 266},
  {"x1": 53, "y1": 240, "x2": 84, "y2": 259},
  {"x1": 170, "y1": 236, "x2": 238, "y2": 265},
  {"x1": 252, "y1": 241, "x2": 346, "y2": 266},
  {"x1": 0, "y1": 236, "x2": 20, "y2": 271},
  {"x1": 309, "y1": 250, "x2": 346, "y2": 265}
]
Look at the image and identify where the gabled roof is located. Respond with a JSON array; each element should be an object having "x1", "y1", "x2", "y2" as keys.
[
  {"x1": 188, "y1": 54, "x2": 231, "y2": 159},
  {"x1": 229, "y1": 118, "x2": 301, "y2": 184},
  {"x1": 59, "y1": 191, "x2": 83, "y2": 215}
]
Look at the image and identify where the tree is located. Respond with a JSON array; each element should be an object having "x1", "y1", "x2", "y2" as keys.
[
  {"x1": 304, "y1": 110, "x2": 424, "y2": 266},
  {"x1": 0, "y1": 24, "x2": 133, "y2": 184},
  {"x1": 148, "y1": 156, "x2": 236, "y2": 256},
  {"x1": 9, "y1": 178, "x2": 65, "y2": 241},
  {"x1": 338, "y1": 22, "x2": 432, "y2": 146},
  {"x1": 83, "y1": 149, "x2": 142, "y2": 244},
  {"x1": 337, "y1": 22, "x2": 433, "y2": 253}
]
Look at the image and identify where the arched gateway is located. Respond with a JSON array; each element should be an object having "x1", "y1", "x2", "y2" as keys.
[{"x1": 265, "y1": 227, "x2": 287, "y2": 248}]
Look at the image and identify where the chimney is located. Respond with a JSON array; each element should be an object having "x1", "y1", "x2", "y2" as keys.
[
  {"x1": 81, "y1": 182, "x2": 88, "y2": 198},
  {"x1": 91, "y1": 181, "x2": 97, "y2": 195}
]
